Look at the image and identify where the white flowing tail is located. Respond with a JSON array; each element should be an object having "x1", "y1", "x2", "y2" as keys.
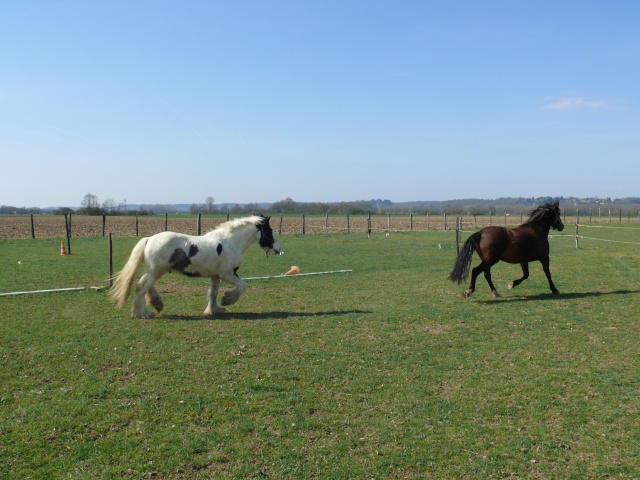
[{"x1": 110, "y1": 237, "x2": 149, "y2": 308}]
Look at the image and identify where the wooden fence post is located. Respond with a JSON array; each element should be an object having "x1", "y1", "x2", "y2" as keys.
[
  {"x1": 347, "y1": 214, "x2": 350, "y2": 235},
  {"x1": 279, "y1": 215, "x2": 283, "y2": 235},
  {"x1": 102, "y1": 213, "x2": 106, "y2": 237},
  {"x1": 30, "y1": 214, "x2": 35, "y2": 239},
  {"x1": 302, "y1": 214, "x2": 306, "y2": 235},
  {"x1": 197, "y1": 213, "x2": 202, "y2": 235},
  {"x1": 108, "y1": 232, "x2": 113, "y2": 286},
  {"x1": 64, "y1": 213, "x2": 72, "y2": 255},
  {"x1": 410, "y1": 213, "x2": 413, "y2": 231},
  {"x1": 575, "y1": 223, "x2": 579, "y2": 249},
  {"x1": 367, "y1": 214, "x2": 372, "y2": 238}
]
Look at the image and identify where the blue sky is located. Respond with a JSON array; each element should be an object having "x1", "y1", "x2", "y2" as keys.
[{"x1": 1, "y1": 1, "x2": 639, "y2": 208}]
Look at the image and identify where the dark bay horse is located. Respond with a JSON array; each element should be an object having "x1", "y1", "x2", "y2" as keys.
[{"x1": 449, "y1": 202, "x2": 564, "y2": 298}]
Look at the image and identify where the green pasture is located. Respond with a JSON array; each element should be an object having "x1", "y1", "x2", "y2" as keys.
[{"x1": 1, "y1": 227, "x2": 639, "y2": 479}]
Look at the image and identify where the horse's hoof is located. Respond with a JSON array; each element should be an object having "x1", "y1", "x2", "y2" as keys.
[
  {"x1": 136, "y1": 310, "x2": 155, "y2": 319},
  {"x1": 221, "y1": 292, "x2": 239, "y2": 306},
  {"x1": 492, "y1": 290, "x2": 501, "y2": 298},
  {"x1": 204, "y1": 306, "x2": 227, "y2": 316},
  {"x1": 463, "y1": 289, "x2": 473, "y2": 298},
  {"x1": 508, "y1": 282, "x2": 514, "y2": 290},
  {"x1": 552, "y1": 289, "x2": 560, "y2": 295}
]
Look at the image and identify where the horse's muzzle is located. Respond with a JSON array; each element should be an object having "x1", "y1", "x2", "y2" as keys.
[{"x1": 265, "y1": 241, "x2": 282, "y2": 255}]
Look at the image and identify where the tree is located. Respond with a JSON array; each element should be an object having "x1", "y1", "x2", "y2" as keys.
[
  {"x1": 205, "y1": 196, "x2": 215, "y2": 213},
  {"x1": 81, "y1": 193, "x2": 100, "y2": 210},
  {"x1": 102, "y1": 198, "x2": 115, "y2": 212},
  {"x1": 78, "y1": 193, "x2": 105, "y2": 215}
]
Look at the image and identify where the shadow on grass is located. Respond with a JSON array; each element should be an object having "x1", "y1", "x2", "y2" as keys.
[
  {"x1": 493, "y1": 289, "x2": 640, "y2": 303},
  {"x1": 161, "y1": 309, "x2": 372, "y2": 321}
]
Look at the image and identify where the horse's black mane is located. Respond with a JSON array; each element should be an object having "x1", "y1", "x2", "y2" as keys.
[{"x1": 526, "y1": 202, "x2": 558, "y2": 224}]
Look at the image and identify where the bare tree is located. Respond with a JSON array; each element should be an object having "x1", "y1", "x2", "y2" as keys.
[
  {"x1": 102, "y1": 198, "x2": 115, "y2": 212},
  {"x1": 81, "y1": 193, "x2": 100, "y2": 209},
  {"x1": 78, "y1": 193, "x2": 103, "y2": 215},
  {"x1": 205, "y1": 196, "x2": 215, "y2": 213}
]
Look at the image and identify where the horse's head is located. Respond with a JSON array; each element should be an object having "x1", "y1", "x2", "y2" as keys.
[
  {"x1": 256, "y1": 215, "x2": 282, "y2": 255},
  {"x1": 548, "y1": 201, "x2": 564, "y2": 231},
  {"x1": 530, "y1": 201, "x2": 564, "y2": 231}
]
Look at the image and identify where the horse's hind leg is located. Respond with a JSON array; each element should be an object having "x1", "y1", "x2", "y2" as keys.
[
  {"x1": 464, "y1": 263, "x2": 486, "y2": 298},
  {"x1": 145, "y1": 286, "x2": 164, "y2": 313},
  {"x1": 484, "y1": 267, "x2": 501, "y2": 298},
  {"x1": 508, "y1": 263, "x2": 530, "y2": 291},
  {"x1": 204, "y1": 276, "x2": 227, "y2": 316},
  {"x1": 133, "y1": 273, "x2": 159, "y2": 319}
]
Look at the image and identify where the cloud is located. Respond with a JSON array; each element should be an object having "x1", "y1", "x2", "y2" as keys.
[{"x1": 542, "y1": 97, "x2": 612, "y2": 111}]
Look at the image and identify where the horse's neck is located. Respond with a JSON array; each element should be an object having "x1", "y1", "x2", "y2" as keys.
[
  {"x1": 531, "y1": 219, "x2": 552, "y2": 235},
  {"x1": 230, "y1": 223, "x2": 259, "y2": 252}
]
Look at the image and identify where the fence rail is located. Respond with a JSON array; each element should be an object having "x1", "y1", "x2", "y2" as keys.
[{"x1": 1, "y1": 211, "x2": 639, "y2": 240}]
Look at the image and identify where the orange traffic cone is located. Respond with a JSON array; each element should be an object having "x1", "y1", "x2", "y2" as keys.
[
  {"x1": 284, "y1": 265, "x2": 299, "y2": 275},
  {"x1": 60, "y1": 241, "x2": 68, "y2": 256}
]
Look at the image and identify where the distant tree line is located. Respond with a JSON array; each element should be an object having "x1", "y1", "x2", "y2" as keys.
[{"x1": 3, "y1": 195, "x2": 640, "y2": 216}]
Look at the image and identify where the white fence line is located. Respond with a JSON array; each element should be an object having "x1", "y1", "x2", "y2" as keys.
[
  {"x1": 577, "y1": 236, "x2": 640, "y2": 246},
  {"x1": 576, "y1": 223, "x2": 640, "y2": 230},
  {"x1": 457, "y1": 220, "x2": 640, "y2": 249}
]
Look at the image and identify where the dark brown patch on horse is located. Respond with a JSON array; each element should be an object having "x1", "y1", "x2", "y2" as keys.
[{"x1": 169, "y1": 244, "x2": 200, "y2": 277}]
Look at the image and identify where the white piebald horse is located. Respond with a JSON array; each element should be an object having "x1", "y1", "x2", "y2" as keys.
[{"x1": 110, "y1": 214, "x2": 281, "y2": 318}]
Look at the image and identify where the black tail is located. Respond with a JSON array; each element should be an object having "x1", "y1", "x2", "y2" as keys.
[{"x1": 449, "y1": 232, "x2": 480, "y2": 285}]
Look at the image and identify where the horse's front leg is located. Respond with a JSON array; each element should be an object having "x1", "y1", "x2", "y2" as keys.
[
  {"x1": 204, "y1": 276, "x2": 227, "y2": 316},
  {"x1": 483, "y1": 266, "x2": 501, "y2": 298},
  {"x1": 508, "y1": 263, "x2": 530, "y2": 291},
  {"x1": 540, "y1": 257, "x2": 559, "y2": 294},
  {"x1": 220, "y1": 269, "x2": 247, "y2": 306}
]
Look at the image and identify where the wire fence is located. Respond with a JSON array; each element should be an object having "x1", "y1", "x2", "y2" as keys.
[{"x1": 2, "y1": 212, "x2": 640, "y2": 243}]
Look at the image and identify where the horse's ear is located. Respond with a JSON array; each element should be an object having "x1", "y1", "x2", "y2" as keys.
[{"x1": 553, "y1": 201, "x2": 560, "y2": 207}]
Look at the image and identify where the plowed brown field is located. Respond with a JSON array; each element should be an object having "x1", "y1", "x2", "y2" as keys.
[
  {"x1": 0, "y1": 214, "x2": 465, "y2": 239},
  {"x1": 0, "y1": 213, "x2": 579, "y2": 240}
]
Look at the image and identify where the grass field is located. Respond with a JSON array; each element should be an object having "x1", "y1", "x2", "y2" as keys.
[{"x1": 1, "y1": 227, "x2": 639, "y2": 478}]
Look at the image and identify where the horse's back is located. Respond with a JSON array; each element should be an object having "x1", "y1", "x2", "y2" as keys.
[
  {"x1": 478, "y1": 225, "x2": 546, "y2": 264},
  {"x1": 146, "y1": 231, "x2": 197, "y2": 254},
  {"x1": 477, "y1": 226, "x2": 511, "y2": 248}
]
